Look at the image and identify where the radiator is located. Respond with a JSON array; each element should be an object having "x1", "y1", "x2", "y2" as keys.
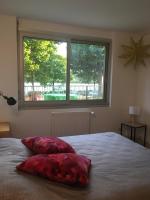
[{"x1": 50, "y1": 111, "x2": 95, "y2": 136}]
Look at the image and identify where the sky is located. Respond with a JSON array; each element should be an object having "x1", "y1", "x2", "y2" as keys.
[{"x1": 56, "y1": 42, "x2": 67, "y2": 58}]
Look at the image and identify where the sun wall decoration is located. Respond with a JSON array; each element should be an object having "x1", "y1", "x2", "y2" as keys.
[{"x1": 119, "y1": 37, "x2": 150, "y2": 69}]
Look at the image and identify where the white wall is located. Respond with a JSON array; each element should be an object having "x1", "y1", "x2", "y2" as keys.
[
  {"x1": 0, "y1": 15, "x2": 137, "y2": 138},
  {"x1": 0, "y1": 15, "x2": 18, "y2": 119},
  {"x1": 136, "y1": 34, "x2": 150, "y2": 145}
]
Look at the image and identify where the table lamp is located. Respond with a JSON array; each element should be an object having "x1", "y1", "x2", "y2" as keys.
[
  {"x1": 129, "y1": 106, "x2": 140, "y2": 123},
  {"x1": 0, "y1": 91, "x2": 16, "y2": 106}
]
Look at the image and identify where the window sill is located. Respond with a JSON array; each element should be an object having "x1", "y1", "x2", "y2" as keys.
[{"x1": 18, "y1": 100, "x2": 110, "y2": 110}]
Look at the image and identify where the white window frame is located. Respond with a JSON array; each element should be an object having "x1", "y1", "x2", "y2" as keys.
[{"x1": 18, "y1": 32, "x2": 112, "y2": 109}]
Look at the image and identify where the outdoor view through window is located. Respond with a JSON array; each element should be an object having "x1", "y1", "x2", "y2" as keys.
[{"x1": 23, "y1": 36, "x2": 109, "y2": 106}]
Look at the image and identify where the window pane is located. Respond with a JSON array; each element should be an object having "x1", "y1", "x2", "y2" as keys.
[
  {"x1": 23, "y1": 37, "x2": 67, "y2": 101},
  {"x1": 70, "y1": 42, "x2": 106, "y2": 100}
]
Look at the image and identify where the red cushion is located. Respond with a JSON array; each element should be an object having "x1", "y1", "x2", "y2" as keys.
[
  {"x1": 16, "y1": 153, "x2": 91, "y2": 186},
  {"x1": 22, "y1": 136, "x2": 75, "y2": 154}
]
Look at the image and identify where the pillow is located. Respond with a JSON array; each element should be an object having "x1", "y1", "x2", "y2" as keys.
[
  {"x1": 22, "y1": 136, "x2": 75, "y2": 154},
  {"x1": 16, "y1": 153, "x2": 91, "y2": 186}
]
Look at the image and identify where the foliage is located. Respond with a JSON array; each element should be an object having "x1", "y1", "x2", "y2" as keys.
[
  {"x1": 24, "y1": 37, "x2": 105, "y2": 90},
  {"x1": 24, "y1": 37, "x2": 66, "y2": 87},
  {"x1": 34, "y1": 54, "x2": 66, "y2": 86},
  {"x1": 71, "y1": 43, "x2": 105, "y2": 84}
]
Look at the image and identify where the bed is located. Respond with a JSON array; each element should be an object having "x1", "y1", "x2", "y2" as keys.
[{"x1": 0, "y1": 132, "x2": 150, "y2": 200}]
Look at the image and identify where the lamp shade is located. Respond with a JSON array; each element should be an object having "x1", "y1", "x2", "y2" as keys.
[{"x1": 129, "y1": 106, "x2": 140, "y2": 115}]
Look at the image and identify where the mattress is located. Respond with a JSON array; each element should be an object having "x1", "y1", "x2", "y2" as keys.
[{"x1": 0, "y1": 132, "x2": 150, "y2": 200}]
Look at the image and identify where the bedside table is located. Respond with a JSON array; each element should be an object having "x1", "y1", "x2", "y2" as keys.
[
  {"x1": 0, "y1": 122, "x2": 11, "y2": 138},
  {"x1": 120, "y1": 122, "x2": 147, "y2": 146}
]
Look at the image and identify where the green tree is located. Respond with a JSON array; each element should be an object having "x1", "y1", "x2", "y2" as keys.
[
  {"x1": 71, "y1": 43, "x2": 105, "y2": 84},
  {"x1": 24, "y1": 37, "x2": 56, "y2": 89},
  {"x1": 24, "y1": 37, "x2": 66, "y2": 92},
  {"x1": 37, "y1": 54, "x2": 66, "y2": 90}
]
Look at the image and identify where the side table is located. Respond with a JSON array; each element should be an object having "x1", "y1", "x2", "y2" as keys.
[
  {"x1": 0, "y1": 122, "x2": 11, "y2": 138},
  {"x1": 120, "y1": 122, "x2": 147, "y2": 146}
]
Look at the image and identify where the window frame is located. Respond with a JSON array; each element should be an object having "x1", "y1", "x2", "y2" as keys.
[{"x1": 18, "y1": 32, "x2": 112, "y2": 109}]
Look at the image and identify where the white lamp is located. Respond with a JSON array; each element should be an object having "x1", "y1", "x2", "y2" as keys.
[{"x1": 129, "y1": 106, "x2": 140, "y2": 123}]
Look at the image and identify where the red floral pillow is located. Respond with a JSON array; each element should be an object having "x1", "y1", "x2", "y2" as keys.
[
  {"x1": 22, "y1": 136, "x2": 75, "y2": 154},
  {"x1": 16, "y1": 153, "x2": 91, "y2": 186}
]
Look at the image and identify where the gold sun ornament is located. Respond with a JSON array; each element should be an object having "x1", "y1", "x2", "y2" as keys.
[{"x1": 119, "y1": 37, "x2": 150, "y2": 69}]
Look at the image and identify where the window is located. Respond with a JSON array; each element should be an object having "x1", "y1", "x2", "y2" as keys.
[{"x1": 19, "y1": 33, "x2": 111, "y2": 109}]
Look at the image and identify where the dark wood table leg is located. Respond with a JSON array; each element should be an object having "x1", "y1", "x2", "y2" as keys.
[
  {"x1": 133, "y1": 127, "x2": 136, "y2": 142},
  {"x1": 121, "y1": 123, "x2": 123, "y2": 135},
  {"x1": 144, "y1": 126, "x2": 147, "y2": 147},
  {"x1": 131, "y1": 127, "x2": 133, "y2": 140}
]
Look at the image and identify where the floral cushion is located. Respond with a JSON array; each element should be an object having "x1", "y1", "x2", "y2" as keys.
[
  {"x1": 16, "y1": 153, "x2": 91, "y2": 186},
  {"x1": 22, "y1": 136, "x2": 75, "y2": 154}
]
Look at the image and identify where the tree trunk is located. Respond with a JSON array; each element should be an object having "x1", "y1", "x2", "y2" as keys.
[
  {"x1": 52, "y1": 80, "x2": 55, "y2": 92},
  {"x1": 31, "y1": 71, "x2": 35, "y2": 100}
]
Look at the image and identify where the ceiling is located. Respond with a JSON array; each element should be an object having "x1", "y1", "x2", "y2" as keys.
[{"x1": 0, "y1": 0, "x2": 150, "y2": 32}]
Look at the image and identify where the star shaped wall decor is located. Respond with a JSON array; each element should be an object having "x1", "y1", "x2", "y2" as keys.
[{"x1": 119, "y1": 37, "x2": 150, "y2": 69}]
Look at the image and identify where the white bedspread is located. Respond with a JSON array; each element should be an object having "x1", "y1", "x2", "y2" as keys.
[{"x1": 0, "y1": 132, "x2": 150, "y2": 200}]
